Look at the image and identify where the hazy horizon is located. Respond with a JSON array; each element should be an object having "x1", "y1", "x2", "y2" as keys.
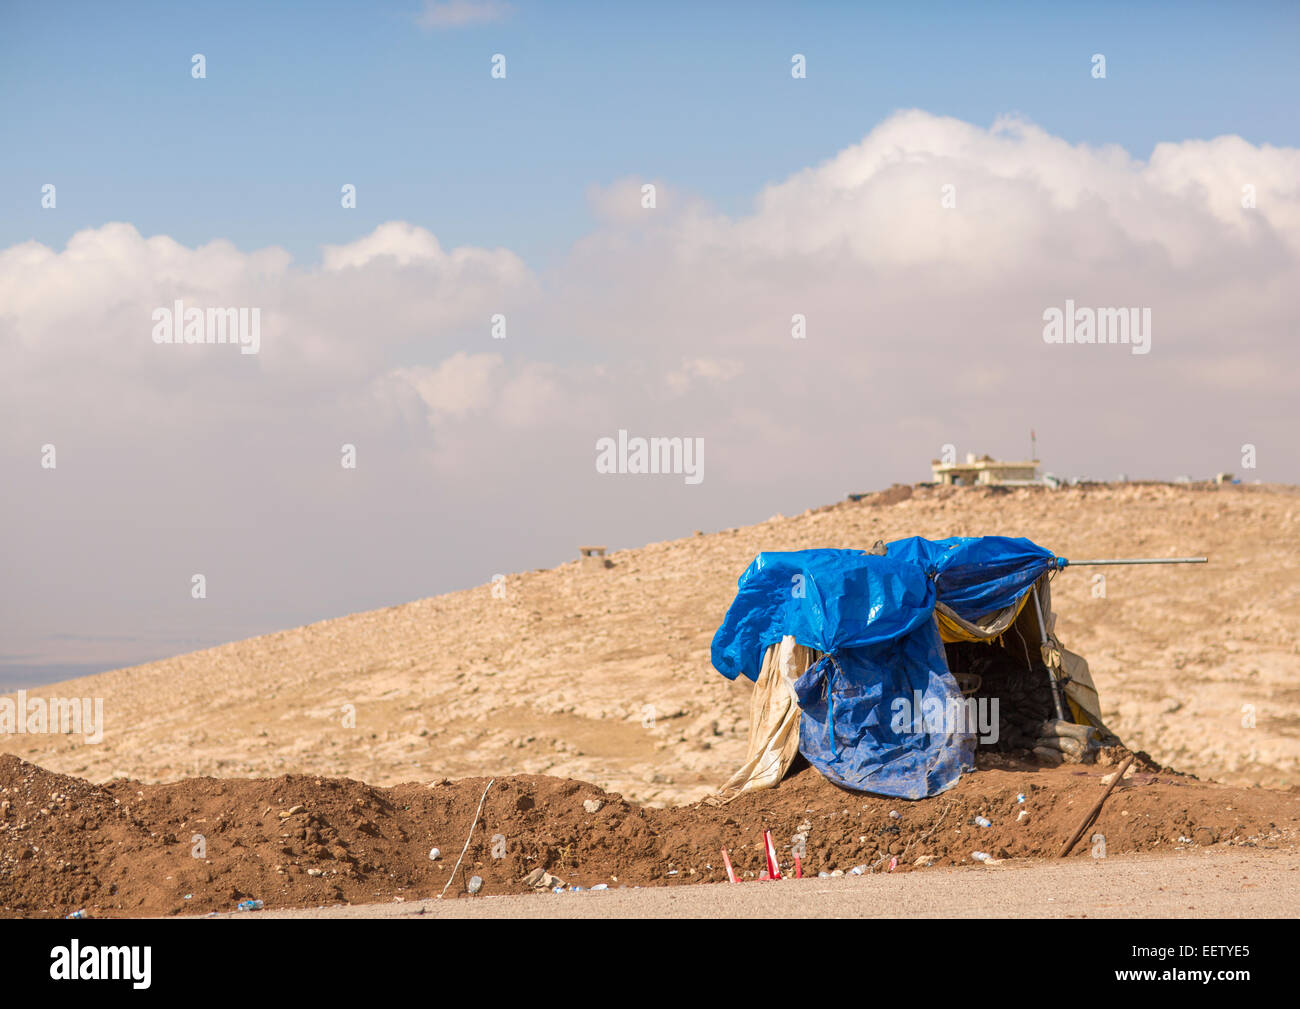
[{"x1": 3, "y1": 1, "x2": 1298, "y2": 681}]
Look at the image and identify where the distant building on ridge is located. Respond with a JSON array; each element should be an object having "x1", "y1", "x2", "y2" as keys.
[{"x1": 931, "y1": 452, "x2": 1040, "y2": 486}]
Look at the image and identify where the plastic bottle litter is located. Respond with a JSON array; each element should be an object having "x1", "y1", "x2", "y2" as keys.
[
  {"x1": 467, "y1": 875, "x2": 484, "y2": 894},
  {"x1": 974, "y1": 816, "x2": 992, "y2": 827},
  {"x1": 849, "y1": 864, "x2": 868, "y2": 875},
  {"x1": 888, "y1": 810, "x2": 901, "y2": 819},
  {"x1": 590, "y1": 883, "x2": 609, "y2": 891},
  {"x1": 236, "y1": 899, "x2": 264, "y2": 912},
  {"x1": 552, "y1": 885, "x2": 565, "y2": 894},
  {"x1": 971, "y1": 851, "x2": 994, "y2": 863},
  {"x1": 428, "y1": 847, "x2": 441, "y2": 860},
  {"x1": 65, "y1": 910, "x2": 87, "y2": 920},
  {"x1": 1016, "y1": 794, "x2": 1026, "y2": 803}
]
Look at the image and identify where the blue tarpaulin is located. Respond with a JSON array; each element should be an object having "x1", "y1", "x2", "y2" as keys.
[
  {"x1": 709, "y1": 537, "x2": 1059, "y2": 799},
  {"x1": 710, "y1": 550, "x2": 936, "y2": 683},
  {"x1": 885, "y1": 536, "x2": 1056, "y2": 620}
]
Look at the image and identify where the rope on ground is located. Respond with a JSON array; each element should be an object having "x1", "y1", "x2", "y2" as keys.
[{"x1": 438, "y1": 777, "x2": 495, "y2": 900}]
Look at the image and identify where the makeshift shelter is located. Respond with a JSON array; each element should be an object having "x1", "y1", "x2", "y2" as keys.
[{"x1": 708, "y1": 536, "x2": 1111, "y2": 803}]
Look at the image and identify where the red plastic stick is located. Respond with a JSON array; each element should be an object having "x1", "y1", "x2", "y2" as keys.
[
  {"x1": 721, "y1": 848, "x2": 738, "y2": 883},
  {"x1": 763, "y1": 830, "x2": 782, "y2": 880}
]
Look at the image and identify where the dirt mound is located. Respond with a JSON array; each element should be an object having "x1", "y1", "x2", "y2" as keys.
[{"x1": 3, "y1": 752, "x2": 1297, "y2": 917}]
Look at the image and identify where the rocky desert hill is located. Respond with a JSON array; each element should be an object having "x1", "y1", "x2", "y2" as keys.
[{"x1": 3, "y1": 482, "x2": 1298, "y2": 805}]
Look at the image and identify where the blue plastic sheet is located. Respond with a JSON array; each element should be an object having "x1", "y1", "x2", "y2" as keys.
[
  {"x1": 710, "y1": 550, "x2": 935, "y2": 683},
  {"x1": 709, "y1": 537, "x2": 1056, "y2": 799},
  {"x1": 885, "y1": 535, "x2": 1056, "y2": 620},
  {"x1": 792, "y1": 619, "x2": 974, "y2": 799}
]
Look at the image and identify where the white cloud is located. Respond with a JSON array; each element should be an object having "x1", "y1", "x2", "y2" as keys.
[
  {"x1": 391, "y1": 351, "x2": 504, "y2": 419},
  {"x1": 415, "y1": 0, "x2": 513, "y2": 29},
  {"x1": 665, "y1": 357, "x2": 744, "y2": 396},
  {"x1": 2, "y1": 111, "x2": 1297, "y2": 668}
]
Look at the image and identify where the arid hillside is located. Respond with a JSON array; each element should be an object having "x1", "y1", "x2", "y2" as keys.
[{"x1": 3, "y1": 482, "x2": 1298, "y2": 805}]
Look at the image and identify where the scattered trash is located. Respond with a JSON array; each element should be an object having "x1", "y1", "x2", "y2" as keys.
[
  {"x1": 1017, "y1": 809, "x2": 1030, "y2": 823},
  {"x1": 830, "y1": 869, "x2": 844, "y2": 877},
  {"x1": 1016, "y1": 794, "x2": 1026, "y2": 803},
  {"x1": 794, "y1": 854, "x2": 803, "y2": 879},
  {"x1": 428, "y1": 847, "x2": 441, "y2": 860},
  {"x1": 666, "y1": 869, "x2": 678, "y2": 876},
  {"x1": 913, "y1": 855, "x2": 934, "y2": 867},
  {"x1": 971, "y1": 851, "x2": 996, "y2": 864},
  {"x1": 183, "y1": 894, "x2": 192, "y2": 900},
  {"x1": 888, "y1": 857, "x2": 898, "y2": 872},
  {"x1": 582, "y1": 799, "x2": 603, "y2": 814},
  {"x1": 306, "y1": 868, "x2": 323, "y2": 877},
  {"x1": 235, "y1": 899, "x2": 264, "y2": 912},
  {"x1": 552, "y1": 885, "x2": 565, "y2": 894},
  {"x1": 849, "y1": 864, "x2": 868, "y2": 875},
  {"x1": 65, "y1": 909, "x2": 87, "y2": 920},
  {"x1": 590, "y1": 883, "x2": 609, "y2": 890},
  {"x1": 889, "y1": 810, "x2": 901, "y2": 819},
  {"x1": 974, "y1": 816, "x2": 992, "y2": 827},
  {"x1": 817, "y1": 871, "x2": 831, "y2": 878},
  {"x1": 467, "y1": 875, "x2": 484, "y2": 895}
]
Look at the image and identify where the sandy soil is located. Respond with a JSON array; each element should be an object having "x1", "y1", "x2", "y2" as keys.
[
  {"x1": 3, "y1": 748, "x2": 1297, "y2": 918},
  {"x1": 2, "y1": 482, "x2": 1297, "y2": 806},
  {"x1": 216, "y1": 849, "x2": 1300, "y2": 919}
]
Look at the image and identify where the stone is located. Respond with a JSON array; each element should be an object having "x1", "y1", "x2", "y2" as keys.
[{"x1": 522, "y1": 867, "x2": 566, "y2": 891}]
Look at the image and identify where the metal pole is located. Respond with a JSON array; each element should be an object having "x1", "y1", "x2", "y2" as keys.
[
  {"x1": 1029, "y1": 582, "x2": 1067, "y2": 722},
  {"x1": 1060, "y1": 557, "x2": 1207, "y2": 566}
]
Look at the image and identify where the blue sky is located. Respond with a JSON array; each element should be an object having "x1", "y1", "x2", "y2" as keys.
[
  {"x1": 2, "y1": 1, "x2": 1298, "y2": 684},
  {"x1": 3, "y1": 1, "x2": 1297, "y2": 267}
]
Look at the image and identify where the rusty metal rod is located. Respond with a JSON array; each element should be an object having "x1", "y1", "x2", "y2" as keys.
[{"x1": 1059, "y1": 755, "x2": 1137, "y2": 858}]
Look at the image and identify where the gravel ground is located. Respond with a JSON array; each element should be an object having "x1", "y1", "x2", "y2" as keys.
[{"x1": 211, "y1": 849, "x2": 1299, "y2": 919}]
